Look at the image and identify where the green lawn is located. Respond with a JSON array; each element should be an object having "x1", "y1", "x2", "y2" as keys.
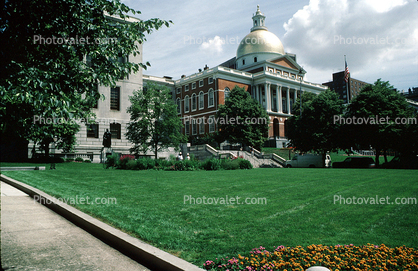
[
  {"x1": 2, "y1": 163, "x2": 417, "y2": 266},
  {"x1": 262, "y1": 147, "x2": 394, "y2": 164}
]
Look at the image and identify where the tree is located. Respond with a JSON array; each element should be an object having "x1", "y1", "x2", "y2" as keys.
[
  {"x1": 215, "y1": 85, "x2": 269, "y2": 150},
  {"x1": 345, "y1": 79, "x2": 416, "y2": 166},
  {"x1": 286, "y1": 90, "x2": 344, "y2": 163},
  {"x1": 126, "y1": 82, "x2": 186, "y2": 159},
  {"x1": 0, "y1": 0, "x2": 171, "y2": 159}
]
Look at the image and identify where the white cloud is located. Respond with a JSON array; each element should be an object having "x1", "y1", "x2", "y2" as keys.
[
  {"x1": 282, "y1": 0, "x2": 418, "y2": 90},
  {"x1": 362, "y1": 0, "x2": 408, "y2": 13},
  {"x1": 200, "y1": 36, "x2": 224, "y2": 55}
]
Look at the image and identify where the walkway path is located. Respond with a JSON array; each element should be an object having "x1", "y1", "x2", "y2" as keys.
[{"x1": 1, "y1": 181, "x2": 150, "y2": 271}]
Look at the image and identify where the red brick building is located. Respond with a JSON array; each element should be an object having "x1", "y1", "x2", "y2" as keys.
[{"x1": 146, "y1": 6, "x2": 327, "y2": 148}]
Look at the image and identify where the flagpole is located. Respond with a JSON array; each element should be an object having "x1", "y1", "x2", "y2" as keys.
[{"x1": 345, "y1": 55, "x2": 349, "y2": 104}]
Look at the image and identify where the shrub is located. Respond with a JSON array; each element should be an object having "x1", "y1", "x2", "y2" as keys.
[
  {"x1": 75, "y1": 157, "x2": 84, "y2": 162},
  {"x1": 136, "y1": 158, "x2": 148, "y2": 170},
  {"x1": 66, "y1": 158, "x2": 74, "y2": 162},
  {"x1": 221, "y1": 159, "x2": 240, "y2": 170},
  {"x1": 157, "y1": 159, "x2": 173, "y2": 170},
  {"x1": 117, "y1": 154, "x2": 135, "y2": 169},
  {"x1": 238, "y1": 158, "x2": 253, "y2": 169},
  {"x1": 84, "y1": 159, "x2": 92, "y2": 163},
  {"x1": 145, "y1": 158, "x2": 155, "y2": 169},
  {"x1": 105, "y1": 153, "x2": 119, "y2": 169},
  {"x1": 126, "y1": 159, "x2": 137, "y2": 170},
  {"x1": 200, "y1": 158, "x2": 221, "y2": 170},
  {"x1": 174, "y1": 160, "x2": 186, "y2": 171},
  {"x1": 189, "y1": 153, "x2": 197, "y2": 161},
  {"x1": 184, "y1": 159, "x2": 200, "y2": 171}
]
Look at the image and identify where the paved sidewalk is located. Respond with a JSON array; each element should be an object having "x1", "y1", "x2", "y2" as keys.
[{"x1": 1, "y1": 181, "x2": 150, "y2": 271}]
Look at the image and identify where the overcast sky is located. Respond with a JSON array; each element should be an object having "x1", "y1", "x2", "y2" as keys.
[{"x1": 124, "y1": 0, "x2": 417, "y2": 92}]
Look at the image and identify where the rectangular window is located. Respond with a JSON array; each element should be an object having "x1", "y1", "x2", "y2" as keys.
[
  {"x1": 176, "y1": 87, "x2": 181, "y2": 94},
  {"x1": 110, "y1": 87, "x2": 120, "y2": 110},
  {"x1": 208, "y1": 77, "x2": 213, "y2": 84},
  {"x1": 118, "y1": 55, "x2": 128, "y2": 80},
  {"x1": 110, "y1": 123, "x2": 121, "y2": 139},
  {"x1": 192, "y1": 82, "x2": 196, "y2": 89},
  {"x1": 192, "y1": 95, "x2": 197, "y2": 111},
  {"x1": 199, "y1": 80, "x2": 204, "y2": 87},
  {"x1": 199, "y1": 92, "x2": 204, "y2": 109},
  {"x1": 199, "y1": 118, "x2": 205, "y2": 134},
  {"x1": 87, "y1": 123, "x2": 99, "y2": 138},
  {"x1": 176, "y1": 99, "x2": 181, "y2": 114},
  {"x1": 185, "y1": 120, "x2": 190, "y2": 135},
  {"x1": 208, "y1": 90, "x2": 214, "y2": 107},
  {"x1": 185, "y1": 85, "x2": 189, "y2": 91},
  {"x1": 192, "y1": 119, "x2": 197, "y2": 135},
  {"x1": 209, "y1": 116, "x2": 215, "y2": 133},
  {"x1": 184, "y1": 96, "x2": 189, "y2": 113}
]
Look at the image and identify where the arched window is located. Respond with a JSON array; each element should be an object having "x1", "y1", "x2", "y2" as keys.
[
  {"x1": 191, "y1": 93, "x2": 197, "y2": 111},
  {"x1": 176, "y1": 98, "x2": 181, "y2": 114},
  {"x1": 208, "y1": 89, "x2": 214, "y2": 107},
  {"x1": 184, "y1": 95, "x2": 189, "y2": 113},
  {"x1": 224, "y1": 87, "x2": 230, "y2": 99},
  {"x1": 254, "y1": 57, "x2": 257, "y2": 63},
  {"x1": 199, "y1": 91, "x2": 204, "y2": 109}
]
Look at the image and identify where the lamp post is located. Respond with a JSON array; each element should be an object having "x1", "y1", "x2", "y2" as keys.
[
  {"x1": 50, "y1": 136, "x2": 58, "y2": 170},
  {"x1": 298, "y1": 68, "x2": 303, "y2": 117}
]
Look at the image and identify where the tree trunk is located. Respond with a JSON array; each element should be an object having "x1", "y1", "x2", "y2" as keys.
[
  {"x1": 375, "y1": 147, "x2": 380, "y2": 168},
  {"x1": 44, "y1": 142, "x2": 50, "y2": 159},
  {"x1": 154, "y1": 143, "x2": 158, "y2": 160},
  {"x1": 383, "y1": 149, "x2": 388, "y2": 163}
]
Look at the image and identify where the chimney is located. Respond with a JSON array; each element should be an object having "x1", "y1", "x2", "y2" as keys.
[
  {"x1": 181, "y1": 75, "x2": 186, "y2": 78},
  {"x1": 204, "y1": 65, "x2": 209, "y2": 70}
]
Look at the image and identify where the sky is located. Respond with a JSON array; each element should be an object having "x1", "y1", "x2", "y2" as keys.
[{"x1": 123, "y1": 0, "x2": 418, "y2": 92}]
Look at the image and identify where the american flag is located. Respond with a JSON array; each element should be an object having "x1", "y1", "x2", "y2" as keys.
[{"x1": 344, "y1": 60, "x2": 350, "y2": 82}]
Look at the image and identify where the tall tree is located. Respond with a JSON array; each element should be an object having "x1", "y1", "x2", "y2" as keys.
[
  {"x1": 286, "y1": 90, "x2": 344, "y2": 163},
  {"x1": 345, "y1": 79, "x2": 415, "y2": 166},
  {"x1": 126, "y1": 82, "x2": 186, "y2": 159},
  {"x1": 215, "y1": 85, "x2": 269, "y2": 150},
  {"x1": 0, "y1": 0, "x2": 171, "y2": 158}
]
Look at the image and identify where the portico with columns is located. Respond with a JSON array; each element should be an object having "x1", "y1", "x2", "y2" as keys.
[
  {"x1": 232, "y1": 5, "x2": 327, "y2": 147},
  {"x1": 148, "y1": 5, "x2": 328, "y2": 148}
]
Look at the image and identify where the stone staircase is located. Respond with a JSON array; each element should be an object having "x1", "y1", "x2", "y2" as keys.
[{"x1": 188, "y1": 144, "x2": 286, "y2": 168}]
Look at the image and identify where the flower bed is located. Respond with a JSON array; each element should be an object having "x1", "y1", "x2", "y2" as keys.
[{"x1": 203, "y1": 244, "x2": 418, "y2": 271}]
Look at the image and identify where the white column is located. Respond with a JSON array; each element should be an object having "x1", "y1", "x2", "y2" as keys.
[
  {"x1": 256, "y1": 85, "x2": 259, "y2": 103},
  {"x1": 294, "y1": 89, "x2": 297, "y2": 101},
  {"x1": 276, "y1": 85, "x2": 282, "y2": 113},
  {"x1": 286, "y1": 87, "x2": 291, "y2": 114},
  {"x1": 265, "y1": 83, "x2": 271, "y2": 111}
]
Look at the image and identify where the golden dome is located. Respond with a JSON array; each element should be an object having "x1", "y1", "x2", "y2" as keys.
[{"x1": 236, "y1": 29, "x2": 285, "y2": 59}]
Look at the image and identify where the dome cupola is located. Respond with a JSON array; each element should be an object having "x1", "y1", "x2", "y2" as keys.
[{"x1": 236, "y1": 5, "x2": 285, "y2": 69}]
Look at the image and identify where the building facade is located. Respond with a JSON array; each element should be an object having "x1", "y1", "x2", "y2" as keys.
[
  {"x1": 28, "y1": 15, "x2": 146, "y2": 162},
  {"x1": 29, "y1": 6, "x2": 329, "y2": 161},
  {"x1": 148, "y1": 6, "x2": 327, "y2": 148},
  {"x1": 322, "y1": 71, "x2": 370, "y2": 103}
]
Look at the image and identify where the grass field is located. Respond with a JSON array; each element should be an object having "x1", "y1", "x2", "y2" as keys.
[
  {"x1": 1, "y1": 163, "x2": 417, "y2": 266},
  {"x1": 262, "y1": 147, "x2": 394, "y2": 164}
]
